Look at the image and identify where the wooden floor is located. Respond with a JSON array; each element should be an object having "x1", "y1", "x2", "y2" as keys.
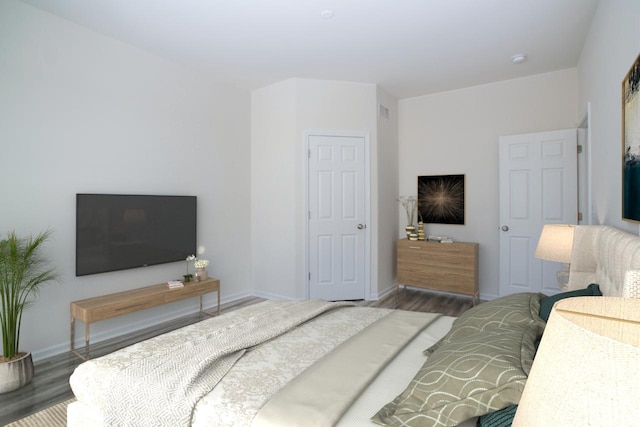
[{"x1": 0, "y1": 288, "x2": 474, "y2": 425}]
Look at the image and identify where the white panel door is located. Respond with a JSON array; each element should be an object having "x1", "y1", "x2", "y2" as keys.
[
  {"x1": 499, "y1": 129, "x2": 577, "y2": 296},
  {"x1": 308, "y1": 134, "x2": 366, "y2": 300}
]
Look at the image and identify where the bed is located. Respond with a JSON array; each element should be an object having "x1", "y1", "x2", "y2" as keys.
[{"x1": 68, "y1": 225, "x2": 640, "y2": 427}]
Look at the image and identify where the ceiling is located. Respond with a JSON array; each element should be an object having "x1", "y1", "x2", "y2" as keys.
[{"x1": 20, "y1": 0, "x2": 599, "y2": 99}]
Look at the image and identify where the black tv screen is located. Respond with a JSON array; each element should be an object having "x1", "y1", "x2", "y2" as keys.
[{"x1": 76, "y1": 194, "x2": 197, "y2": 276}]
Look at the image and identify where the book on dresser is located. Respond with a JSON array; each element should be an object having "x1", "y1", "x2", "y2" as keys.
[{"x1": 166, "y1": 280, "x2": 184, "y2": 289}]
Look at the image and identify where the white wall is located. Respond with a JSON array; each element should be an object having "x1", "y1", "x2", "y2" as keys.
[
  {"x1": 0, "y1": 0, "x2": 251, "y2": 360},
  {"x1": 578, "y1": 0, "x2": 640, "y2": 233},
  {"x1": 376, "y1": 87, "x2": 400, "y2": 297},
  {"x1": 399, "y1": 69, "x2": 579, "y2": 298},
  {"x1": 250, "y1": 80, "x2": 298, "y2": 298},
  {"x1": 251, "y1": 79, "x2": 397, "y2": 299},
  {"x1": 7, "y1": 0, "x2": 635, "y2": 361}
]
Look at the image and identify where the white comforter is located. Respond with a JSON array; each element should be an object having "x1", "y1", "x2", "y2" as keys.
[{"x1": 69, "y1": 302, "x2": 468, "y2": 427}]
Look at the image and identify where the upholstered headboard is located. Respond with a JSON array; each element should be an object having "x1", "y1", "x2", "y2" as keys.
[{"x1": 567, "y1": 225, "x2": 640, "y2": 297}]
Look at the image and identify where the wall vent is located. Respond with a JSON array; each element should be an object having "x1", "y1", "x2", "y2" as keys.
[{"x1": 379, "y1": 104, "x2": 390, "y2": 119}]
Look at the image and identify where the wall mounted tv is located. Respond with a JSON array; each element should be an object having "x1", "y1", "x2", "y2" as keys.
[{"x1": 76, "y1": 194, "x2": 197, "y2": 276}]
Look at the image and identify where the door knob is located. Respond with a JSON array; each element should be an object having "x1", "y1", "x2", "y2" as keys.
[
  {"x1": 357, "y1": 224, "x2": 366, "y2": 230},
  {"x1": 501, "y1": 225, "x2": 509, "y2": 231}
]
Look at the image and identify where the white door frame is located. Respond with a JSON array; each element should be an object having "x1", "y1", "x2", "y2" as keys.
[
  {"x1": 303, "y1": 130, "x2": 371, "y2": 300},
  {"x1": 578, "y1": 102, "x2": 593, "y2": 224}
]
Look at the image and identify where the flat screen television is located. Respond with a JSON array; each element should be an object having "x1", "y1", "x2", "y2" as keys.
[{"x1": 76, "y1": 194, "x2": 197, "y2": 276}]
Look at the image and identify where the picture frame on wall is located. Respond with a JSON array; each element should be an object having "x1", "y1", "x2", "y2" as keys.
[
  {"x1": 623, "y1": 53, "x2": 640, "y2": 222},
  {"x1": 417, "y1": 174, "x2": 465, "y2": 225}
]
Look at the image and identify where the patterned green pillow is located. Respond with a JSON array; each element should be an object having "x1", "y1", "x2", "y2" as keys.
[
  {"x1": 425, "y1": 292, "x2": 545, "y2": 355},
  {"x1": 372, "y1": 323, "x2": 542, "y2": 427}
]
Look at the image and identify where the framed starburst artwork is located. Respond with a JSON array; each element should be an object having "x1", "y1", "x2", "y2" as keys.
[{"x1": 417, "y1": 174, "x2": 465, "y2": 225}]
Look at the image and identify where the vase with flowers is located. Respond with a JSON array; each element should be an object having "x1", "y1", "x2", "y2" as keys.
[
  {"x1": 194, "y1": 258, "x2": 209, "y2": 281},
  {"x1": 397, "y1": 195, "x2": 418, "y2": 238},
  {"x1": 184, "y1": 254, "x2": 195, "y2": 282}
]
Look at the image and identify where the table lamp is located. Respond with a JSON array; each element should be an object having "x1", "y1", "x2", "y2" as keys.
[
  {"x1": 535, "y1": 224, "x2": 574, "y2": 289},
  {"x1": 513, "y1": 297, "x2": 640, "y2": 426}
]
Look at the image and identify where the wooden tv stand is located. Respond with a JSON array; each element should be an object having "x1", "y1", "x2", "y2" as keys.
[{"x1": 70, "y1": 278, "x2": 220, "y2": 360}]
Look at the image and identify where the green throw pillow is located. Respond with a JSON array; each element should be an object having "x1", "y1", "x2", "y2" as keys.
[
  {"x1": 477, "y1": 405, "x2": 518, "y2": 427},
  {"x1": 372, "y1": 324, "x2": 543, "y2": 427},
  {"x1": 424, "y1": 292, "x2": 545, "y2": 355},
  {"x1": 538, "y1": 283, "x2": 602, "y2": 322}
]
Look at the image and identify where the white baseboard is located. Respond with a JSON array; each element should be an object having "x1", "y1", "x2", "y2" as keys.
[{"x1": 252, "y1": 290, "x2": 299, "y2": 301}]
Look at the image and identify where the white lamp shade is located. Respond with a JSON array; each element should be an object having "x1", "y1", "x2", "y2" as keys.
[
  {"x1": 513, "y1": 297, "x2": 640, "y2": 426},
  {"x1": 535, "y1": 224, "x2": 575, "y2": 263}
]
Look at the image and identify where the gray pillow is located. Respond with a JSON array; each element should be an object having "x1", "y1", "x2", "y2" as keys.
[
  {"x1": 372, "y1": 323, "x2": 542, "y2": 427},
  {"x1": 424, "y1": 292, "x2": 545, "y2": 356}
]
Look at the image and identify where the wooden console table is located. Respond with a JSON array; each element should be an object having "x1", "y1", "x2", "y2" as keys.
[
  {"x1": 70, "y1": 278, "x2": 220, "y2": 360},
  {"x1": 397, "y1": 239, "x2": 479, "y2": 304}
]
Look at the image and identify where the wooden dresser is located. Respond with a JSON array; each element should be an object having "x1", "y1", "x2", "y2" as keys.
[{"x1": 397, "y1": 239, "x2": 479, "y2": 304}]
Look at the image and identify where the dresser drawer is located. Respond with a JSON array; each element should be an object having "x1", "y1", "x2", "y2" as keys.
[{"x1": 397, "y1": 239, "x2": 478, "y2": 301}]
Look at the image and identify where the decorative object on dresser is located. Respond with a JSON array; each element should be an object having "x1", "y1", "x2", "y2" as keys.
[
  {"x1": 194, "y1": 258, "x2": 209, "y2": 281},
  {"x1": 396, "y1": 238, "x2": 479, "y2": 304},
  {"x1": 70, "y1": 278, "x2": 221, "y2": 360},
  {"x1": 0, "y1": 230, "x2": 58, "y2": 394},
  {"x1": 534, "y1": 224, "x2": 575, "y2": 289},
  {"x1": 184, "y1": 254, "x2": 196, "y2": 282},
  {"x1": 166, "y1": 280, "x2": 184, "y2": 289},
  {"x1": 622, "y1": 52, "x2": 640, "y2": 222},
  {"x1": 417, "y1": 174, "x2": 465, "y2": 225},
  {"x1": 397, "y1": 195, "x2": 418, "y2": 238}
]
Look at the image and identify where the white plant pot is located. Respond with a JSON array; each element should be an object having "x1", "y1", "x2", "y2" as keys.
[{"x1": 0, "y1": 352, "x2": 34, "y2": 394}]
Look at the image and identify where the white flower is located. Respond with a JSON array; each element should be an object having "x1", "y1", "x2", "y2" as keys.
[
  {"x1": 185, "y1": 254, "x2": 196, "y2": 277},
  {"x1": 397, "y1": 195, "x2": 418, "y2": 225},
  {"x1": 194, "y1": 259, "x2": 209, "y2": 269}
]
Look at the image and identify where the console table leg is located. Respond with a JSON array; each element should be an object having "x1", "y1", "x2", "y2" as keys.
[
  {"x1": 85, "y1": 323, "x2": 90, "y2": 360},
  {"x1": 472, "y1": 291, "x2": 479, "y2": 306},
  {"x1": 70, "y1": 316, "x2": 75, "y2": 353}
]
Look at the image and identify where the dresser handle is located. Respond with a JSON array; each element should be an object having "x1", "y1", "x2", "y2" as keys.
[{"x1": 409, "y1": 246, "x2": 421, "y2": 249}]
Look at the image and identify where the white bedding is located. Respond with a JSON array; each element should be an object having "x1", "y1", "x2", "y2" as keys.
[
  {"x1": 68, "y1": 305, "x2": 465, "y2": 427},
  {"x1": 69, "y1": 225, "x2": 640, "y2": 427},
  {"x1": 68, "y1": 307, "x2": 454, "y2": 426},
  {"x1": 337, "y1": 315, "x2": 475, "y2": 427}
]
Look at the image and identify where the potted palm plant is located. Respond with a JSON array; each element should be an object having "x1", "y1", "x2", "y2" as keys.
[{"x1": 0, "y1": 230, "x2": 57, "y2": 394}]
